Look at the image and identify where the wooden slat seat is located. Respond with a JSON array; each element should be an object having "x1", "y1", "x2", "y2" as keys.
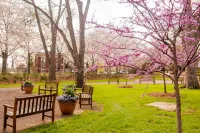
[
  {"x1": 3, "y1": 94, "x2": 56, "y2": 133},
  {"x1": 80, "y1": 93, "x2": 91, "y2": 98}
]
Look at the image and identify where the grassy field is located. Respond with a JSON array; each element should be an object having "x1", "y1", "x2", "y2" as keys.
[{"x1": 12, "y1": 83, "x2": 200, "y2": 133}]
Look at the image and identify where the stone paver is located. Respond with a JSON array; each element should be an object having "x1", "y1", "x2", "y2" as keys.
[{"x1": 146, "y1": 102, "x2": 176, "y2": 111}]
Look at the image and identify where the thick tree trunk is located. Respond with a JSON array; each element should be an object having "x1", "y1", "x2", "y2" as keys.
[
  {"x1": 48, "y1": 54, "x2": 56, "y2": 81},
  {"x1": 2, "y1": 52, "x2": 8, "y2": 74},
  {"x1": 75, "y1": 70, "x2": 84, "y2": 88},
  {"x1": 49, "y1": 61, "x2": 56, "y2": 81},
  {"x1": 48, "y1": 0, "x2": 58, "y2": 81},
  {"x1": 162, "y1": 70, "x2": 167, "y2": 93},
  {"x1": 183, "y1": 0, "x2": 199, "y2": 89},
  {"x1": 185, "y1": 65, "x2": 199, "y2": 89},
  {"x1": 48, "y1": 27, "x2": 57, "y2": 81},
  {"x1": 57, "y1": 52, "x2": 61, "y2": 72}
]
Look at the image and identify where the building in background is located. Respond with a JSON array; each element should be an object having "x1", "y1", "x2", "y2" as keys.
[{"x1": 34, "y1": 52, "x2": 64, "y2": 73}]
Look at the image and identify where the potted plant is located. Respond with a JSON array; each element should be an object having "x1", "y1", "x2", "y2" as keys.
[
  {"x1": 57, "y1": 85, "x2": 78, "y2": 115},
  {"x1": 22, "y1": 80, "x2": 34, "y2": 93}
]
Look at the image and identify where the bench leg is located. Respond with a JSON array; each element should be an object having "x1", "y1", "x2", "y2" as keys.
[
  {"x1": 13, "y1": 118, "x2": 16, "y2": 133},
  {"x1": 3, "y1": 106, "x2": 8, "y2": 130},
  {"x1": 79, "y1": 99, "x2": 81, "y2": 108},
  {"x1": 3, "y1": 115, "x2": 8, "y2": 130},
  {"x1": 90, "y1": 99, "x2": 92, "y2": 108},
  {"x1": 42, "y1": 112, "x2": 45, "y2": 120},
  {"x1": 52, "y1": 110, "x2": 54, "y2": 122}
]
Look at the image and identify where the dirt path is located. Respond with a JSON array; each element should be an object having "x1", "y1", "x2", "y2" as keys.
[{"x1": 0, "y1": 88, "x2": 86, "y2": 133}]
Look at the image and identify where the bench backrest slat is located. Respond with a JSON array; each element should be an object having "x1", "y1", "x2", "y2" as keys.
[
  {"x1": 46, "y1": 96, "x2": 49, "y2": 110},
  {"x1": 27, "y1": 99, "x2": 31, "y2": 113},
  {"x1": 82, "y1": 85, "x2": 93, "y2": 93},
  {"x1": 14, "y1": 94, "x2": 56, "y2": 117},
  {"x1": 35, "y1": 98, "x2": 38, "y2": 112},
  {"x1": 42, "y1": 97, "x2": 46, "y2": 111},
  {"x1": 31, "y1": 98, "x2": 35, "y2": 113},
  {"x1": 18, "y1": 100, "x2": 22, "y2": 115},
  {"x1": 39, "y1": 97, "x2": 42, "y2": 111},
  {"x1": 45, "y1": 81, "x2": 59, "y2": 89},
  {"x1": 23, "y1": 100, "x2": 26, "y2": 114},
  {"x1": 49, "y1": 96, "x2": 52, "y2": 110}
]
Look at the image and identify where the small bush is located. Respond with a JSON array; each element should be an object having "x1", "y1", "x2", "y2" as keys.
[{"x1": 40, "y1": 74, "x2": 48, "y2": 81}]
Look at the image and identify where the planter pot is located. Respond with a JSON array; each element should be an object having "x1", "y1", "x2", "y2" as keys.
[
  {"x1": 58, "y1": 101, "x2": 77, "y2": 115},
  {"x1": 24, "y1": 86, "x2": 34, "y2": 93}
]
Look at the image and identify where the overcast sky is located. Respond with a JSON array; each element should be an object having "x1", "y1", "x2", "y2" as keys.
[{"x1": 89, "y1": 1, "x2": 131, "y2": 24}]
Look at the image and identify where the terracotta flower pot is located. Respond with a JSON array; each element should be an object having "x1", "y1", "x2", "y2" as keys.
[
  {"x1": 58, "y1": 101, "x2": 77, "y2": 115},
  {"x1": 24, "y1": 86, "x2": 34, "y2": 93}
]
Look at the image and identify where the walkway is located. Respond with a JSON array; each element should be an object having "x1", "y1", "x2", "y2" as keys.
[
  {"x1": 0, "y1": 88, "x2": 85, "y2": 133},
  {"x1": 88, "y1": 79, "x2": 176, "y2": 85}
]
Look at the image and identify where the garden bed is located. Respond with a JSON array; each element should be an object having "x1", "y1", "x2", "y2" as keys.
[{"x1": 148, "y1": 92, "x2": 175, "y2": 98}]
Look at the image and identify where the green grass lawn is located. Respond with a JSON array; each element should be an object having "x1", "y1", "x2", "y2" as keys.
[{"x1": 16, "y1": 83, "x2": 200, "y2": 133}]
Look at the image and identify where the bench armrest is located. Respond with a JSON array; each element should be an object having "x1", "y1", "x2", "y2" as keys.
[
  {"x1": 3, "y1": 104, "x2": 14, "y2": 109},
  {"x1": 38, "y1": 85, "x2": 45, "y2": 88},
  {"x1": 79, "y1": 92, "x2": 92, "y2": 95},
  {"x1": 38, "y1": 85, "x2": 46, "y2": 95}
]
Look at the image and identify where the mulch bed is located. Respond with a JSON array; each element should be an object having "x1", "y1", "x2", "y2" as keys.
[
  {"x1": 118, "y1": 85, "x2": 133, "y2": 88},
  {"x1": 148, "y1": 92, "x2": 175, "y2": 98}
]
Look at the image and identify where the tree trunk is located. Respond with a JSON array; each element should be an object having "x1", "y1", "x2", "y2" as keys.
[
  {"x1": 23, "y1": 0, "x2": 91, "y2": 88},
  {"x1": 48, "y1": 27, "x2": 57, "y2": 81},
  {"x1": 174, "y1": 74, "x2": 182, "y2": 133},
  {"x1": 183, "y1": 0, "x2": 200, "y2": 89},
  {"x1": 108, "y1": 67, "x2": 111, "y2": 84},
  {"x1": 48, "y1": 50, "x2": 56, "y2": 81},
  {"x1": 11, "y1": 58, "x2": 14, "y2": 68},
  {"x1": 27, "y1": 51, "x2": 31, "y2": 74},
  {"x1": 75, "y1": 70, "x2": 84, "y2": 87},
  {"x1": 48, "y1": 0, "x2": 58, "y2": 81},
  {"x1": 2, "y1": 52, "x2": 8, "y2": 74},
  {"x1": 185, "y1": 65, "x2": 199, "y2": 89},
  {"x1": 162, "y1": 70, "x2": 167, "y2": 93},
  {"x1": 125, "y1": 67, "x2": 128, "y2": 86},
  {"x1": 125, "y1": 75, "x2": 128, "y2": 86},
  {"x1": 49, "y1": 61, "x2": 56, "y2": 81},
  {"x1": 57, "y1": 52, "x2": 61, "y2": 72}
]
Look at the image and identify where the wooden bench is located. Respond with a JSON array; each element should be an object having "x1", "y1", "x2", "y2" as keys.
[
  {"x1": 75, "y1": 85, "x2": 94, "y2": 108},
  {"x1": 139, "y1": 75, "x2": 155, "y2": 84},
  {"x1": 3, "y1": 94, "x2": 56, "y2": 133},
  {"x1": 38, "y1": 81, "x2": 59, "y2": 95},
  {"x1": 170, "y1": 74, "x2": 184, "y2": 84}
]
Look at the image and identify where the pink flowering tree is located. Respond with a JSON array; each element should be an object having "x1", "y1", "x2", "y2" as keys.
[{"x1": 89, "y1": 0, "x2": 200, "y2": 132}]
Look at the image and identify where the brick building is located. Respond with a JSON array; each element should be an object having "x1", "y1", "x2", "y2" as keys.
[{"x1": 35, "y1": 52, "x2": 64, "y2": 73}]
